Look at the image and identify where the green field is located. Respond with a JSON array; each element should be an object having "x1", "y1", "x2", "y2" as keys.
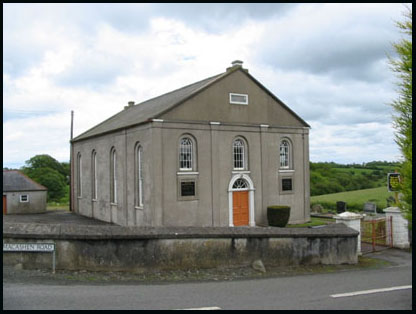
[
  {"x1": 311, "y1": 186, "x2": 394, "y2": 212},
  {"x1": 333, "y1": 167, "x2": 388, "y2": 186}
]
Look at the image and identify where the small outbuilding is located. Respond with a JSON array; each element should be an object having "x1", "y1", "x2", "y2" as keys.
[{"x1": 3, "y1": 170, "x2": 48, "y2": 214}]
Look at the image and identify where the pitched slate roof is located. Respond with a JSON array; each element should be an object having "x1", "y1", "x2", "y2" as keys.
[
  {"x1": 72, "y1": 72, "x2": 226, "y2": 141},
  {"x1": 3, "y1": 170, "x2": 47, "y2": 192},
  {"x1": 72, "y1": 65, "x2": 309, "y2": 142}
]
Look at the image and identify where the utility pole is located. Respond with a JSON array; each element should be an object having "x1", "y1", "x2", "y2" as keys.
[{"x1": 69, "y1": 110, "x2": 74, "y2": 211}]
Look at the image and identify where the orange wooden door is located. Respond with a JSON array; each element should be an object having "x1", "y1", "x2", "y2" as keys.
[
  {"x1": 233, "y1": 191, "x2": 249, "y2": 226},
  {"x1": 3, "y1": 195, "x2": 6, "y2": 215}
]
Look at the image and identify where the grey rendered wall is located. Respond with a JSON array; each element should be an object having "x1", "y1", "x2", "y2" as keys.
[
  {"x1": 157, "y1": 66, "x2": 310, "y2": 225},
  {"x1": 73, "y1": 119, "x2": 309, "y2": 227},
  {"x1": 152, "y1": 121, "x2": 310, "y2": 227},
  {"x1": 4, "y1": 191, "x2": 46, "y2": 214},
  {"x1": 160, "y1": 69, "x2": 307, "y2": 128},
  {"x1": 71, "y1": 67, "x2": 310, "y2": 227},
  {"x1": 72, "y1": 124, "x2": 153, "y2": 226}
]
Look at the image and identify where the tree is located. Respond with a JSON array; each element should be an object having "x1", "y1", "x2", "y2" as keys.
[
  {"x1": 25, "y1": 167, "x2": 67, "y2": 201},
  {"x1": 23, "y1": 154, "x2": 66, "y2": 177},
  {"x1": 21, "y1": 154, "x2": 68, "y2": 202},
  {"x1": 388, "y1": 6, "x2": 412, "y2": 226}
]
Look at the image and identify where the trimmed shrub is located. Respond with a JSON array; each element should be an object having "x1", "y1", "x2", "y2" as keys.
[{"x1": 267, "y1": 205, "x2": 291, "y2": 227}]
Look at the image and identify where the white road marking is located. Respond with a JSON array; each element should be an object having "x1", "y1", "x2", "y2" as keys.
[
  {"x1": 175, "y1": 306, "x2": 221, "y2": 310},
  {"x1": 331, "y1": 285, "x2": 412, "y2": 298}
]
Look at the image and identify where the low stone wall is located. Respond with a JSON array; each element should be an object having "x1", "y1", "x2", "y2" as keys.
[{"x1": 3, "y1": 223, "x2": 359, "y2": 272}]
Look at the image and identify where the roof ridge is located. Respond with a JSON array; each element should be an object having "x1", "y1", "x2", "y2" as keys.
[
  {"x1": 136, "y1": 72, "x2": 223, "y2": 107},
  {"x1": 72, "y1": 71, "x2": 224, "y2": 142}
]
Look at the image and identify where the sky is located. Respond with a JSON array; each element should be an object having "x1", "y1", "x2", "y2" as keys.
[{"x1": 3, "y1": 3, "x2": 410, "y2": 169}]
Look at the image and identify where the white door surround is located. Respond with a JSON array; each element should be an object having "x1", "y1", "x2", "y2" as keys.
[{"x1": 228, "y1": 173, "x2": 255, "y2": 227}]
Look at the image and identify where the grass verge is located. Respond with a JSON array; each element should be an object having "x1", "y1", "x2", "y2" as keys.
[
  {"x1": 287, "y1": 217, "x2": 334, "y2": 228},
  {"x1": 311, "y1": 187, "x2": 392, "y2": 212}
]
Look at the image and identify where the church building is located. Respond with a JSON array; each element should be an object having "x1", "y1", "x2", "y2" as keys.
[{"x1": 70, "y1": 61, "x2": 311, "y2": 227}]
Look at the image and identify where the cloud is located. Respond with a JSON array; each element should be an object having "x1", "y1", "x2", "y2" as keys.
[
  {"x1": 2, "y1": 3, "x2": 407, "y2": 168},
  {"x1": 255, "y1": 3, "x2": 403, "y2": 82},
  {"x1": 309, "y1": 122, "x2": 401, "y2": 163}
]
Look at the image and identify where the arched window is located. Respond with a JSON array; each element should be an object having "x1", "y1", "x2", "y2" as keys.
[
  {"x1": 77, "y1": 153, "x2": 82, "y2": 197},
  {"x1": 232, "y1": 178, "x2": 249, "y2": 189},
  {"x1": 135, "y1": 144, "x2": 143, "y2": 207},
  {"x1": 280, "y1": 139, "x2": 290, "y2": 169},
  {"x1": 110, "y1": 148, "x2": 117, "y2": 203},
  {"x1": 179, "y1": 137, "x2": 194, "y2": 171},
  {"x1": 233, "y1": 138, "x2": 246, "y2": 170},
  {"x1": 91, "y1": 150, "x2": 97, "y2": 200}
]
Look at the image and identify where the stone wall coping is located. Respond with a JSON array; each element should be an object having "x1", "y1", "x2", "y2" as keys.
[
  {"x1": 383, "y1": 207, "x2": 402, "y2": 213},
  {"x1": 334, "y1": 211, "x2": 363, "y2": 220},
  {"x1": 3, "y1": 223, "x2": 358, "y2": 240}
]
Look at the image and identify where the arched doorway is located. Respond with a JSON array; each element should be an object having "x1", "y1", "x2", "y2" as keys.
[{"x1": 228, "y1": 174, "x2": 255, "y2": 227}]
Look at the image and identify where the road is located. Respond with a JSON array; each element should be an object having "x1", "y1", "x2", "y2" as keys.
[{"x1": 3, "y1": 250, "x2": 412, "y2": 310}]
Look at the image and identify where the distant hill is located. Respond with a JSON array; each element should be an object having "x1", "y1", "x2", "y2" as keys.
[{"x1": 310, "y1": 161, "x2": 400, "y2": 196}]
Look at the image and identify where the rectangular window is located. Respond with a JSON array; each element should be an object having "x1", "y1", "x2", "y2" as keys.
[
  {"x1": 233, "y1": 139, "x2": 245, "y2": 170},
  {"x1": 92, "y1": 151, "x2": 97, "y2": 200},
  {"x1": 282, "y1": 178, "x2": 292, "y2": 191},
  {"x1": 280, "y1": 144, "x2": 289, "y2": 168},
  {"x1": 181, "y1": 181, "x2": 195, "y2": 197},
  {"x1": 230, "y1": 93, "x2": 248, "y2": 105},
  {"x1": 110, "y1": 149, "x2": 117, "y2": 204},
  {"x1": 136, "y1": 146, "x2": 143, "y2": 207},
  {"x1": 179, "y1": 138, "x2": 193, "y2": 170},
  {"x1": 20, "y1": 195, "x2": 29, "y2": 202},
  {"x1": 77, "y1": 153, "x2": 82, "y2": 197}
]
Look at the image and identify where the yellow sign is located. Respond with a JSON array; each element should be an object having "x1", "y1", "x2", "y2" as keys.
[{"x1": 387, "y1": 173, "x2": 400, "y2": 192}]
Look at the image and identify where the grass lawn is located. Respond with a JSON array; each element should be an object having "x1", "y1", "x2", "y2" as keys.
[
  {"x1": 311, "y1": 186, "x2": 393, "y2": 212},
  {"x1": 47, "y1": 202, "x2": 69, "y2": 211},
  {"x1": 287, "y1": 217, "x2": 334, "y2": 228}
]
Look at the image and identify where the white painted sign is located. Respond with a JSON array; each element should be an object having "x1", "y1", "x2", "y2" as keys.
[
  {"x1": 3, "y1": 243, "x2": 55, "y2": 252},
  {"x1": 3, "y1": 242, "x2": 56, "y2": 273}
]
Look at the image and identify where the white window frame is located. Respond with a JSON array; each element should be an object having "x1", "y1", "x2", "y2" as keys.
[
  {"x1": 179, "y1": 137, "x2": 194, "y2": 171},
  {"x1": 229, "y1": 93, "x2": 248, "y2": 105},
  {"x1": 92, "y1": 150, "x2": 97, "y2": 200},
  {"x1": 233, "y1": 138, "x2": 245, "y2": 170},
  {"x1": 136, "y1": 145, "x2": 143, "y2": 208},
  {"x1": 280, "y1": 140, "x2": 290, "y2": 169},
  {"x1": 110, "y1": 148, "x2": 117, "y2": 204},
  {"x1": 19, "y1": 194, "x2": 29, "y2": 202},
  {"x1": 77, "y1": 153, "x2": 82, "y2": 197}
]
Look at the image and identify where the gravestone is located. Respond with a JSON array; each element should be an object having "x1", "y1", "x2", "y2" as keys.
[
  {"x1": 311, "y1": 204, "x2": 324, "y2": 213},
  {"x1": 363, "y1": 202, "x2": 377, "y2": 214},
  {"x1": 336, "y1": 201, "x2": 346, "y2": 214}
]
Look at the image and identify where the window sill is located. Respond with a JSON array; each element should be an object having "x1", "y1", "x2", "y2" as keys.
[
  {"x1": 178, "y1": 197, "x2": 199, "y2": 201},
  {"x1": 177, "y1": 171, "x2": 199, "y2": 175},
  {"x1": 232, "y1": 170, "x2": 250, "y2": 174},
  {"x1": 135, "y1": 206, "x2": 144, "y2": 210},
  {"x1": 279, "y1": 169, "x2": 294, "y2": 173}
]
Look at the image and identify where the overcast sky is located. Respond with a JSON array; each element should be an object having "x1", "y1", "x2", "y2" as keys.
[{"x1": 3, "y1": 3, "x2": 410, "y2": 168}]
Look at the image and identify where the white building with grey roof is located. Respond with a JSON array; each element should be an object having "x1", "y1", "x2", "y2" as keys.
[{"x1": 3, "y1": 170, "x2": 48, "y2": 214}]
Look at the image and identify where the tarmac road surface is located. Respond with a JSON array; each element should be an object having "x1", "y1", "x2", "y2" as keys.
[{"x1": 3, "y1": 249, "x2": 412, "y2": 310}]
